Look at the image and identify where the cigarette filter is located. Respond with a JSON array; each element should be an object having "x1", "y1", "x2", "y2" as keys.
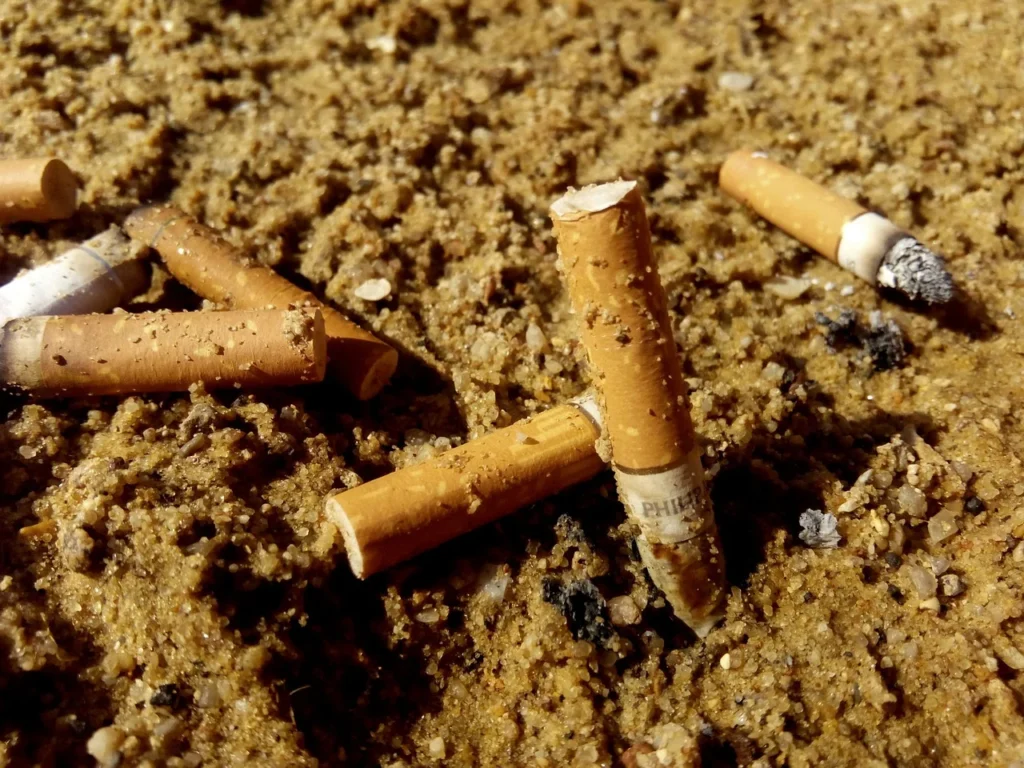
[
  {"x1": 326, "y1": 397, "x2": 605, "y2": 579},
  {"x1": 551, "y1": 181, "x2": 726, "y2": 638},
  {"x1": 719, "y1": 150, "x2": 954, "y2": 304},
  {"x1": 0, "y1": 229, "x2": 148, "y2": 325},
  {"x1": 0, "y1": 308, "x2": 325, "y2": 397},
  {"x1": 0, "y1": 158, "x2": 78, "y2": 224},
  {"x1": 123, "y1": 206, "x2": 398, "y2": 400}
]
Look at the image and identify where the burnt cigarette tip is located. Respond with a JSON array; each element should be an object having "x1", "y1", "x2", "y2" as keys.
[{"x1": 877, "y1": 238, "x2": 955, "y2": 305}]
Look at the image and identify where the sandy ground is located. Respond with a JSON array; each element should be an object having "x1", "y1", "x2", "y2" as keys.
[{"x1": 1, "y1": 1, "x2": 1023, "y2": 766}]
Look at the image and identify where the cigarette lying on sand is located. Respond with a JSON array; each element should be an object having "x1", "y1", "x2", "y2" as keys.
[
  {"x1": 551, "y1": 180, "x2": 726, "y2": 638},
  {"x1": 326, "y1": 396, "x2": 605, "y2": 579},
  {"x1": 0, "y1": 307, "x2": 325, "y2": 397},
  {"x1": 123, "y1": 206, "x2": 398, "y2": 400},
  {"x1": 0, "y1": 228, "x2": 148, "y2": 325},
  {"x1": 0, "y1": 157, "x2": 78, "y2": 224},
  {"x1": 719, "y1": 149, "x2": 954, "y2": 305}
]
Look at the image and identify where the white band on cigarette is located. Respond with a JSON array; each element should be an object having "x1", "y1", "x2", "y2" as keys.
[
  {"x1": 0, "y1": 230, "x2": 133, "y2": 323},
  {"x1": 837, "y1": 212, "x2": 905, "y2": 284},
  {"x1": 569, "y1": 392, "x2": 603, "y2": 430},
  {"x1": 615, "y1": 448, "x2": 710, "y2": 544}
]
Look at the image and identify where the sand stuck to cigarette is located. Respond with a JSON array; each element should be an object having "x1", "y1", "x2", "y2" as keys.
[{"x1": 1, "y1": 2, "x2": 1023, "y2": 767}]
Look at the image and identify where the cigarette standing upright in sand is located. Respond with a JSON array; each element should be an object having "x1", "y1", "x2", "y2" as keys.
[
  {"x1": 123, "y1": 206, "x2": 398, "y2": 400},
  {"x1": 0, "y1": 229, "x2": 148, "y2": 325},
  {"x1": 551, "y1": 181, "x2": 726, "y2": 638},
  {"x1": 0, "y1": 308, "x2": 325, "y2": 397},
  {"x1": 326, "y1": 397, "x2": 605, "y2": 578},
  {"x1": 0, "y1": 158, "x2": 78, "y2": 224},
  {"x1": 719, "y1": 150, "x2": 954, "y2": 304}
]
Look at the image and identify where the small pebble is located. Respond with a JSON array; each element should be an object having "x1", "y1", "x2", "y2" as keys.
[
  {"x1": 919, "y1": 597, "x2": 940, "y2": 611},
  {"x1": 428, "y1": 737, "x2": 446, "y2": 759},
  {"x1": 1012, "y1": 541, "x2": 1024, "y2": 563},
  {"x1": 927, "y1": 508, "x2": 959, "y2": 543},
  {"x1": 940, "y1": 573, "x2": 964, "y2": 597},
  {"x1": 964, "y1": 496, "x2": 986, "y2": 514},
  {"x1": 607, "y1": 595, "x2": 641, "y2": 626},
  {"x1": 367, "y1": 34, "x2": 397, "y2": 54},
  {"x1": 150, "y1": 683, "x2": 181, "y2": 708},
  {"x1": 719, "y1": 652, "x2": 733, "y2": 670},
  {"x1": 354, "y1": 278, "x2": 392, "y2": 301},
  {"x1": 525, "y1": 322, "x2": 548, "y2": 352},
  {"x1": 177, "y1": 432, "x2": 210, "y2": 458},
  {"x1": 718, "y1": 71, "x2": 754, "y2": 91},
  {"x1": 763, "y1": 276, "x2": 811, "y2": 299},
  {"x1": 897, "y1": 485, "x2": 928, "y2": 518},
  {"x1": 86, "y1": 726, "x2": 125, "y2": 767},
  {"x1": 908, "y1": 565, "x2": 937, "y2": 598}
]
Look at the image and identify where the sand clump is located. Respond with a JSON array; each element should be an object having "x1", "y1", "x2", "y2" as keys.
[{"x1": 2, "y1": 1, "x2": 1024, "y2": 766}]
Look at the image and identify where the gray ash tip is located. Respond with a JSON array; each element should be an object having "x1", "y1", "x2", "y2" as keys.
[{"x1": 877, "y1": 237, "x2": 955, "y2": 305}]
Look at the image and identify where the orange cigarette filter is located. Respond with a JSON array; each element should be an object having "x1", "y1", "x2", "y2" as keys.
[
  {"x1": 326, "y1": 398, "x2": 605, "y2": 579},
  {"x1": 720, "y1": 149, "x2": 864, "y2": 261},
  {"x1": 0, "y1": 307, "x2": 325, "y2": 397},
  {"x1": 551, "y1": 180, "x2": 726, "y2": 638},
  {"x1": 719, "y1": 149, "x2": 954, "y2": 304},
  {"x1": 123, "y1": 206, "x2": 398, "y2": 400},
  {"x1": 0, "y1": 158, "x2": 78, "y2": 224}
]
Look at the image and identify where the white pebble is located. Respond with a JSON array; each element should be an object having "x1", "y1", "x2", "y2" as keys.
[
  {"x1": 718, "y1": 72, "x2": 754, "y2": 92},
  {"x1": 525, "y1": 322, "x2": 548, "y2": 352},
  {"x1": 840, "y1": 285, "x2": 855, "y2": 296},
  {"x1": 354, "y1": 278, "x2": 392, "y2": 301},
  {"x1": 1013, "y1": 541, "x2": 1024, "y2": 563},
  {"x1": 763, "y1": 276, "x2": 811, "y2": 300},
  {"x1": 86, "y1": 726, "x2": 125, "y2": 766},
  {"x1": 719, "y1": 652, "x2": 732, "y2": 670},
  {"x1": 367, "y1": 35, "x2": 397, "y2": 54},
  {"x1": 428, "y1": 737, "x2": 446, "y2": 759},
  {"x1": 607, "y1": 595, "x2": 641, "y2": 626},
  {"x1": 475, "y1": 564, "x2": 511, "y2": 603}
]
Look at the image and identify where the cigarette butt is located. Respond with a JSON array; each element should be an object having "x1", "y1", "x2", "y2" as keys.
[
  {"x1": 551, "y1": 180, "x2": 726, "y2": 637},
  {"x1": 123, "y1": 205, "x2": 398, "y2": 399},
  {"x1": 0, "y1": 307, "x2": 326, "y2": 397},
  {"x1": 326, "y1": 397, "x2": 605, "y2": 579},
  {"x1": 0, "y1": 228, "x2": 149, "y2": 324},
  {"x1": 0, "y1": 158, "x2": 78, "y2": 224},
  {"x1": 719, "y1": 150, "x2": 954, "y2": 304}
]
